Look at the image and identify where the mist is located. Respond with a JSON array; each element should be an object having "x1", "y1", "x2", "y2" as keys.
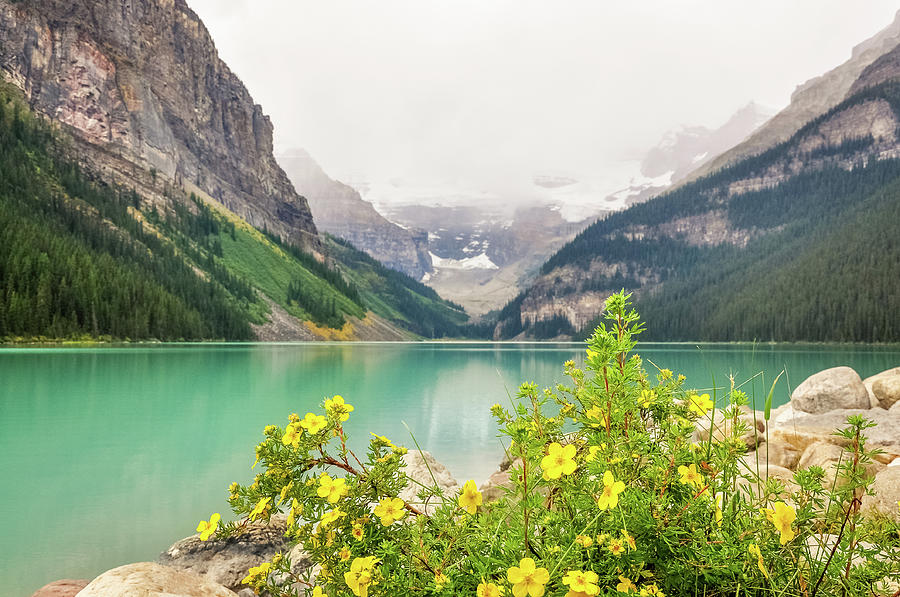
[{"x1": 188, "y1": 0, "x2": 898, "y2": 198}]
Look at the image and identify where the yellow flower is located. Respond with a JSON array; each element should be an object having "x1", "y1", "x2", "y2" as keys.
[
  {"x1": 541, "y1": 442, "x2": 578, "y2": 479},
  {"x1": 344, "y1": 556, "x2": 377, "y2": 597},
  {"x1": 287, "y1": 498, "x2": 301, "y2": 527},
  {"x1": 640, "y1": 389, "x2": 656, "y2": 408},
  {"x1": 574, "y1": 534, "x2": 593, "y2": 548},
  {"x1": 351, "y1": 524, "x2": 365, "y2": 541},
  {"x1": 765, "y1": 501, "x2": 797, "y2": 545},
  {"x1": 325, "y1": 395, "x2": 354, "y2": 422},
  {"x1": 639, "y1": 584, "x2": 664, "y2": 596},
  {"x1": 319, "y1": 508, "x2": 347, "y2": 528},
  {"x1": 507, "y1": 558, "x2": 550, "y2": 597},
  {"x1": 659, "y1": 369, "x2": 672, "y2": 380},
  {"x1": 228, "y1": 482, "x2": 239, "y2": 497},
  {"x1": 317, "y1": 473, "x2": 349, "y2": 503},
  {"x1": 595, "y1": 533, "x2": 609, "y2": 544},
  {"x1": 583, "y1": 445, "x2": 601, "y2": 463},
  {"x1": 196, "y1": 513, "x2": 220, "y2": 541},
  {"x1": 311, "y1": 587, "x2": 327, "y2": 597},
  {"x1": 300, "y1": 412, "x2": 327, "y2": 434},
  {"x1": 477, "y1": 580, "x2": 505, "y2": 597},
  {"x1": 339, "y1": 546, "x2": 351, "y2": 561},
  {"x1": 585, "y1": 405, "x2": 603, "y2": 421},
  {"x1": 622, "y1": 530, "x2": 636, "y2": 550},
  {"x1": 688, "y1": 393, "x2": 713, "y2": 416},
  {"x1": 241, "y1": 562, "x2": 272, "y2": 586},
  {"x1": 458, "y1": 479, "x2": 483, "y2": 514},
  {"x1": 597, "y1": 470, "x2": 626, "y2": 510},
  {"x1": 279, "y1": 481, "x2": 294, "y2": 504},
  {"x1": 748, "y1": 543, "x2": 769, "y2": 579},
  {"x1": 282, "y1": 422, "x2": 302, "y2": 448},
  {"x1": 562, "y1": 570, "x2": 599, "y2": 596},
  {"x1": 249, "y1": 497, "x2": 271, "y2": 521},
  {"x1": 677, "y1": 464, "x2": 704, "y2": 488},
  {"x1": 373, "y1": 497, "x2": 406, "y2": 526},
  {"x1": 616, "y1": 576, "x2": 637, "y2": 594},
  {"x1": 434, "y1": 571, "x2": 448, "y2": 590},
  {"x1": 608, "y1": 538, "x2": 625, "y2": 556},
  {"x1": 289, "y1": 413, "x2": 300, "y2": 423}
]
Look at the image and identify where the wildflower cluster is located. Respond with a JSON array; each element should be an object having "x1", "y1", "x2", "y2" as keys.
[{"x1": 199, "y1": 292, "x2": 899, "y2": 596}]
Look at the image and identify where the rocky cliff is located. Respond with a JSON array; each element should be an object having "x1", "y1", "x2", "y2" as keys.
[
  {"x1": 278, "y1": 149, "x2": 431, "y2": 279},
  {"x1": 0, "y1": 0, "x2": 320, "y2": 254}
]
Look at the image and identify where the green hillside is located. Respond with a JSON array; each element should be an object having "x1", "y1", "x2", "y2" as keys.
[
  {"x1": 0, "y1": 83, "x2": 468, "y2": 341},
  {"x1": 324, "y1": 235, "x2": 469, "y2": 338}
]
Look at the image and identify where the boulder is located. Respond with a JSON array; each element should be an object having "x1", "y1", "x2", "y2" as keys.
[
  {"x1": 400, "y1": 450, "x2": 460, "y2": 514},
  {"x1": 804, "y1": 534, "x2": 881, "y2": 568},
  {"x1": 790, "y1": 367, "x2": 869, "y2": 414},
  {"x1": 797, "y1": 441, "x2": 884, "y2": 487},
  {"x1": 479, "y1": 458, "x2": 523, "y2": 504},
  {"x1": 861, "y1": 466, "x2": 900, "y2": 522},
  {"x1": 736, "y1": 460, "x2": 797, "y2": 498},
  {"x1": 158, "y1": 515, "x2": 306, "y2": 594},
  {"x1": 863, "y1": 367, "x2": 900, "y2": 407},
  {"x1": 742, "y1": 442, "x2": 802, "y2": 471},
  {"x1": 76, "y1": 562, "x2": 236, "y2": 597},
  {"x1": 29, "y1": 579, "x2": 90, "y2": 597},
  {"x1": 892, "y1": 400, "x2": 900, "y2": 415},
  {"x1": 873, "y1": 375, "x2": 900, "y2": 409},
  {"x1": 770, "y1": 408, "x2": 899, "y2": 464},
  {"x1": 693, "y1": 406, "x2": 766, "y2": 449}
]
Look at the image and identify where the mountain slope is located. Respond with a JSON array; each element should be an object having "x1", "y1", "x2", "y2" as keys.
[
  {"x1": 495, "y1": 74, "x2": 900, "y2": 342},
  {"x1": 686, "y1": 9, "x2": 900, "y2": 182},
  {"x1": 278, "y1": 149, "x2": 432, "y2": 280},
  {"x1": 0, "y1": 0, "x2": 320, "y2": 253}
]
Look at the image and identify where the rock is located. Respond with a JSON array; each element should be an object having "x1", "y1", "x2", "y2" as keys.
[
  {"x1": 29, "y1": 579, "x2": 90, "y2": 597},
  {"x1": 892, "y1": 400, "x2": 900, "y2": 415},
  {"x1": 861, "y1": 466, "x2": 900, "y2": 522},
  {"x1": 790, "y1": 367, "x2": 869, "y2": 414},
  {"x1": 873, "y1": 375, "x2": 900, "y2": 409},
  {"x1": 805, "y1": 534, "x2": 881, "y2": 568},
  {"x1": 736, "y1": 460, "x2": 798, "y2": 498},
  {"x1": 479, "y1": 459, "x2": 523, "y2": 504},
  {"x1": 864, "y1": 367, "x2": 900, "y2": 407},
  {"x1": 770, "y1": 408, "x2": 900, "y2": 464},
  {"x1": 158, "y1": 515, "x2": 307, "y2": 594},
  {"x1": 693, "y1": 406, "x2": 766, "y2": 449},
  {"x1": 400, "y1": 450, "x2": 460, "y2": 514},
  {"x1": 743, "y1": 442, "x2": 802, "y2": 471},
  {"x1": 797, "y1": 441, "x2": 885, "y2": 486},
  {"x1": 76, "y1": 562, "x2": 237, "y2": 597}
]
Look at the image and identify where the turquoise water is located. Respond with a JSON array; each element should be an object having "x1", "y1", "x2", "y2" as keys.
[{"x1": 2, "y1": 342, "x2": 899, "y2": 596}]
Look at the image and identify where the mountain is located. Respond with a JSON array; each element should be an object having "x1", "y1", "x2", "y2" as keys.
[
  {"x1": 372, "y1": 198, "x2": 587, "y2": 316},
  {"x1": 686, "y1": 9, "x2": 900, "y2": 182},
  {"x1": 640, "y1": 102, "x2": 774, "y2": 186},
  {"x1": 493, "y1": 33, "x2": 900, "y2": 342},
  {"x1": 277, "y1": 148, "x2": 432, "y2": 280},
  {"x1": 0, "y1": 0, "x2": 320, "y2": 254},
  {"x1": 0, "y1": 0, "x2": 466, "y2": 341}
]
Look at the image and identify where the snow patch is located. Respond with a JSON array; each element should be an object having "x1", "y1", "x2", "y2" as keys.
[{"x1": 429, "y1": 252, "x2": 499, "y2": 270}]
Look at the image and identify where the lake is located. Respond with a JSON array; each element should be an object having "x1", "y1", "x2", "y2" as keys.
[{"x1": 2, "y1": 341, "x2": 899, "y2": 596}]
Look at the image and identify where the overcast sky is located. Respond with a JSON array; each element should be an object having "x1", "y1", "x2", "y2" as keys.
[{"x1": 188, "y1": 1, "x2": 898, "y2": 193}]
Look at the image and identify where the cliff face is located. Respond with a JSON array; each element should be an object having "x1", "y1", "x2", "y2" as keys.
[
  {"x1": 278, "y1": 149, "x2": 432, "y2": 279},
  {"x1": 0, "y1": 0, "x2": 320, "y2": 253}
]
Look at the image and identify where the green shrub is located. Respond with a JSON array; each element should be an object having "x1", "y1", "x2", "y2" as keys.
[{"x1": 202, "y1": 291, "x2": 900, "y2": 596}]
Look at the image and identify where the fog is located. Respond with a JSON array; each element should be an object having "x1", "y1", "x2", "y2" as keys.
[{"x1": 188, "y1": 0, "x2": 898, "y2": 199}]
